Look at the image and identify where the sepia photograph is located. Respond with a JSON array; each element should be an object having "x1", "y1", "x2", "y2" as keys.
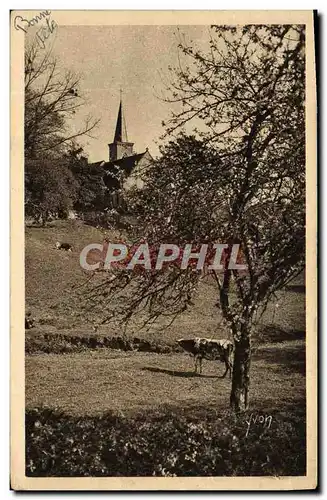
[{"x1": 10, "y1": 10, "x2": 317, "y2": 490}]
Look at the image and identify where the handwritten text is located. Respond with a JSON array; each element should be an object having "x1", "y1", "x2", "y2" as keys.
[{"x1": 245, "y1": 413, "x2": 272, "y2": 437}]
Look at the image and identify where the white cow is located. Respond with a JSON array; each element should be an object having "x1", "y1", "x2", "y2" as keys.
[{"x1": 177, "y1": 337, "x2": 234, "y2": 377}]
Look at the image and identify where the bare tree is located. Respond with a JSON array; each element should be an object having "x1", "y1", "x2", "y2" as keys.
[
  {"x1": 24, "y1": 39, "x2": 99, "y2": 158},
  {"x1": 77, "y1": 25, "x2": 305, "y2": 413}
]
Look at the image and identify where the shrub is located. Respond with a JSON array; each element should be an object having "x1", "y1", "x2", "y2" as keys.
[
  {"x1": 26, "y1": 407, "x2": 306, "y2": 477},
  {"x1": 25, "y1": 333, "x2": 180, "y2": 355}
]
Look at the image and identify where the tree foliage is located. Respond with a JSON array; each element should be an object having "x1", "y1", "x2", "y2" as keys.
[
  {"x1": 25, "y1": 157, "x2": 79, "y2": 224},
  {"x1": 24, "y1": 41, "x2": 104, "y2": 222},
  {"x1": 65, "y1": 145, "x2": 109, "y2": 213},
  {"x1": 25, "y1": 40, "x2": 99, "y2": 159}
]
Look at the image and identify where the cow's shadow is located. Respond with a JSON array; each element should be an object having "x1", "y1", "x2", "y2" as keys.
[{"x1": 142, "y1": 366, "x2": 220, "y2": 379}]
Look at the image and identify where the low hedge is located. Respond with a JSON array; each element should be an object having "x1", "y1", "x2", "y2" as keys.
[
  {"x1": 25, "y1": 333, "x2": 177, "y2": 355},
  {"x1": 26, "y1": 406, "x2": 306, "y2": 477}
]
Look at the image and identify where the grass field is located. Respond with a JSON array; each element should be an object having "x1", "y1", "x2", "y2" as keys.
[
  {"x1": 25, "y1": 220, "x2": 306, "y2": 476},
  {"x1": 26, "y1": 340, "x2": 305, "y2": 416}
]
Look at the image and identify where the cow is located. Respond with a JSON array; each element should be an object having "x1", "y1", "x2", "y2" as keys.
[
  {"x1": 55, "y1": 242, "x2": 73, "y2": 251},
  {"x1": 25, "y1": 314, "x2": 35, "y2": 329},
  {"x1": 177, "y1": 337, "x2": 234, "y2": 378}
]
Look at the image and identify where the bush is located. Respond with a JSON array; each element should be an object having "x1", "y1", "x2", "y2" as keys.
[{"x1": 26, "y1": 407, "x2": 306, "y2": 477}]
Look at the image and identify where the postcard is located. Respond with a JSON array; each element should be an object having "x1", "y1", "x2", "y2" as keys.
[{"x1": 11, "y1": 10, "x2": 317, "y2": 490}]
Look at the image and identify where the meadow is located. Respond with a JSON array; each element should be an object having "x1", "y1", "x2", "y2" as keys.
[{"x1": 25, "y1": 220, "x2": 306, "y2": 476}]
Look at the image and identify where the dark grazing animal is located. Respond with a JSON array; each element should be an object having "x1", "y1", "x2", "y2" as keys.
[
  {"x1": 55, "y1": 241, "x2": 73, "y2": 251},
  {"x1": 25, "y1": 314, "x2": 35, "y2": 329},
  {"x1": 177, "y1": 337, "x2": 234, "y2": 378}
]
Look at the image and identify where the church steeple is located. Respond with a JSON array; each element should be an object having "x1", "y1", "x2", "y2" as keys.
[
  {"x1": 109, "y1": 92, "x2": 134, "y2": 161},
  {"x1": 113, "y1": 99, "x2": 128, "y2": 143}
]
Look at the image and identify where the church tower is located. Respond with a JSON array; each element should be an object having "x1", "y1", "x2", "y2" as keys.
[{"x1": 108, "y1": 95, "x2": 134, "y2": 161}]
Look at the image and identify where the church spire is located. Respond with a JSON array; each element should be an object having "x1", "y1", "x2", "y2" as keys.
[
  {"x1": 113, "y1": 94, "x2": 128, "y2": 143},
  {"x1": 108, "y1": 91, "x2": 134, "y2": 161}
]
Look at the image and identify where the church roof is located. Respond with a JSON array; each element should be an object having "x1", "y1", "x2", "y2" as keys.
[{"x1": 104, "y1": 151, "x2": 149, "y2": 175}]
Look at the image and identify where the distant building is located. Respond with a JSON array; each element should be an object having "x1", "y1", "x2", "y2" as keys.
[{"x1": 99, "y1": 97, "x2": 153, "y2": 209}]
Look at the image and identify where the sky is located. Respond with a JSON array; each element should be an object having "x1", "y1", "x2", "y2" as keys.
[{"x1": 48, "y1": 25, "x2": 212, "y2": 162}]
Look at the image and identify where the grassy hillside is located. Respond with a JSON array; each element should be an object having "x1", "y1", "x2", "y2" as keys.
[
  {"x1": 25, "y1": 220, "x2": 121, "y2": 330},
  {"x1": 25, "y1": 220, "x2": 305, "y2": 343}
]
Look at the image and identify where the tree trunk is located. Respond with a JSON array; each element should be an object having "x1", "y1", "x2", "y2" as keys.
[{"x1": 230, "y1": 335, "x2": 251, "y2": 413}]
